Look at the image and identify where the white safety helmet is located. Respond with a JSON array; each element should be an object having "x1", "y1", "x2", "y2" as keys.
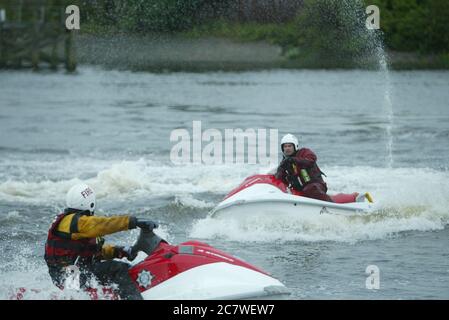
[
  {"x1": 280, "y1": 134, "x2": 299, "y2": 152},
  {"x1": 66, "y1": 183, "x2": 96, "y2": 214}
]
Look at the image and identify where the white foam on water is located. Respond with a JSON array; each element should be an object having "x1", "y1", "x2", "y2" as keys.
[
  {"x1": 1, "y1": 157, "x2": 448, "y2": 242},
  {"x1": 0, "y1": 211, "x2": 22, "y2": 222},
  {"x1": 190, "y1": 166, "x2": 449, "y2": 243},
  {"x1": 1, "y1": 269, "x2": 92, "y2": 300},
  {"x1": 0, "y1": 226, "x2": 175, "y2": 300},
  {"x1": 173, "y1": 194, "x2": 215, "y2": 209},
  {"x1": 0, "y1": 244, "x2": 91, "y2": 300},
  {"x1": 0, "y1": 158, "x2": 253, "y2": 206},
  {"x1": 190, "y1": 210, "x2": 445, "y2": 243}
]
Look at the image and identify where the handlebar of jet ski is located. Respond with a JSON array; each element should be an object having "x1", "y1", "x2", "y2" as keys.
[{"x1": 131, "y1": 227, "x2": 165, "y2": 256}]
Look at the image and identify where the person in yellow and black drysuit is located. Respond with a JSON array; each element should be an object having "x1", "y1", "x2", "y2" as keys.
[{"x1": 44, "y1": 183, "x2": 157, "y2": 300}]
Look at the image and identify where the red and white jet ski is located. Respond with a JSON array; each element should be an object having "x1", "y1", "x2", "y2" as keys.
[
  {"x1": 128, "y1": 229, "x2": 289, "y2": 300},
  {"x1": 13, "y1": 227, "x2": 289, "y2": 300},
  {"x1": 210, "y1": 174, "x2": 375, "y2": 219}
]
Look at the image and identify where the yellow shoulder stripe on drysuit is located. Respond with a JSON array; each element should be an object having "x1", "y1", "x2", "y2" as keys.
[
  {"x1": 57, "y1": 214, "x2": 131, "y2": 240},
  {"x1": 57, "y1": 214, "x2": 131, "y2": 260}
]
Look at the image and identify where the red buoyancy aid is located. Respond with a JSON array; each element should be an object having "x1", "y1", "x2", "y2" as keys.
[{"x1": 44, "y1": 212, "x2": 101, "y2": 268}]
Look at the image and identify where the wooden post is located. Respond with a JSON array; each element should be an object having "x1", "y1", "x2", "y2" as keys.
[
  {"x1": 65, "y1": 29, "x2": 76, "y2": 72},
  {"x1": 40, "y1": 5, "x2": 45, "y2": 23},
  {"x1": 61, "y1": 6, "x2": 76, "y2": 72},
  {"x1": 31, "y1": 8, "x2": 40, "y2": 71},
  {"x1": 0, "y1": 9, "x2": 4, "y2": 67},
  {"x1": 17, "y1": 0, "x2": 22, "y2": 23},
  {"x1": 15, "y1": 3, "x2": 24, "y2": 68},
  {"x1": 50, "y1": 40, "x2": 58, "y2": 70},
  {"x1": 47, "y1": 4, "x2": 58, "y2": 70},
  {"x1": 1, "y1": 1, "x2": 77, "y2": 71}
]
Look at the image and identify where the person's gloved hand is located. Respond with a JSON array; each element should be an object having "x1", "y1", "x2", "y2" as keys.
[
  {"x1": 136, "y1": 219, "x2": 159, "y2": 231},
  {"x1": 115, "y1": 245, "x2": 137, "y2": 261},
  {"x1": 279, "y1": 158, "x2": 289, "y2": 168},
  {"x1": 279, "y1": 159, "x2": 289, "y2": 172},
  {"x1": 280, "y1": 157, "x2": 296, "y2": 175},
  {"x1": 286, "y1": 157, "x2": 298, "y2": 166},
  {"x1": 274, "y1": 166, "x2": 283, "y2": 180}
]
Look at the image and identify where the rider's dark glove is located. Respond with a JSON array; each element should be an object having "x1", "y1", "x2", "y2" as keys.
[
  {"x1": 279, "y1": 158, "x2": 290, "y2": 169},
  {"x1": 280, "y1": 157, "x2": 296, "y2": 175},
  {"x1": 286, "y1": 157, "x2": 298, "y2": 166},
  {"x1": 129, "y1": 217, "x2": 158, "y2": 230},
  {"x1": 115, "y1": 245, "x2": 137, "y2": 261},
  {"x1": 136, "y1": 219, "x2": 159, "y2": 231}
]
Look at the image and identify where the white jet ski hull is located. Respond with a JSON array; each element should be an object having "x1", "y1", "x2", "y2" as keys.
[
  {"x1": 141, "y1": 262, "x2": 289, "y2": 300},
  {"x1": 211, "y1": 183, "x2": 375, "y2": 219}
]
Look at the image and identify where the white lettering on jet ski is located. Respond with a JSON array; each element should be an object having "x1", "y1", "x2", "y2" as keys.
[
  {"x1": 244, "y1": 177, "x2": 262, "y2": 187},
  {"x1": 173, "y1": 304, "x2": 207, "y2": 318},
  {"x1": 196, "y1": 249, "x2": 234, "y2": 262}
]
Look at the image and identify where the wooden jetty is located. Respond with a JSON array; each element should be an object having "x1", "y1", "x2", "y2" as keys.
[{"x1": 0, "y1": 0, "x2": 76, "y2": 71}]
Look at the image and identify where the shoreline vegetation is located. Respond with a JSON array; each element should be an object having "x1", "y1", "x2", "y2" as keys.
[
  {"x1": 72, "y1": 0, "x2": 449, "y2": 71},
  {"x1": 75, "y1": 34, "x2": 449, "y2": 72},
  {"x1": 2, "y1": 0, "x2": 449, "y2": 71},
  {"x1": 78, "y1": 21, "x2": 449, "y2": 72}
]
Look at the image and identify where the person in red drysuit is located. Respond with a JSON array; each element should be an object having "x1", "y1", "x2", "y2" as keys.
[{"x1": 275, "y1": 134, "x2": 333, "y2": 202}]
